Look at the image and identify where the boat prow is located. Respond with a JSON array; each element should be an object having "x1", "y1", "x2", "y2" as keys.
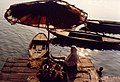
[{"x1": 28, "y1": 33, "x2": 48, "y2": 59}]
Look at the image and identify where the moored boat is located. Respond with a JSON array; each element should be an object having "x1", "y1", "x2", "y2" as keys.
[
  {"x1": 50, "y1": 29, "x2": 120, "y2": 50},
  {"x1": 28, "y1": 33, "x2": 48, "y2": 59},
  {"x1": 86, "y1": 20, "x2": 120, "y2": 34}
]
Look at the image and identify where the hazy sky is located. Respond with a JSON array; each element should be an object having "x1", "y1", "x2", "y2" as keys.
[
  {"x1": 67, "y1": 0, "x2": 120, "y2": 21},
  {"x1": 0, "y1": 0, "x2": 120, "y2": 21}
]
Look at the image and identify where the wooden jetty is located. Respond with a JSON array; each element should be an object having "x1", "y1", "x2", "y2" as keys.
[
  {"x1": 0, "y1": 57, "x2": 100, "y2": 82},
  {"x1": 0, "y1": 57, "x2": 39, "y2": 82},
  {"x1": 101, "y1": 76, "x2": 120, "y2": 82},
  {"x1": 68, "y1": 57, "x2": 100, "y2": 82}
]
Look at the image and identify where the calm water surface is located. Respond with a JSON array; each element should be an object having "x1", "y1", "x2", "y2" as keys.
[{"x1": 0, "y1": 0, "x2": 120, "y2": 77}]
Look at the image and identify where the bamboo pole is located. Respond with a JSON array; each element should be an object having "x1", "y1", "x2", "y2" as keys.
[{"x1": 46, "y1": 17, "x2": 50, "y2": 57}]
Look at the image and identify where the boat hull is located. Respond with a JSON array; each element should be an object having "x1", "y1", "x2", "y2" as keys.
[
  {"x1": 50, "y1": 29, "x2": 120, "y2": 50},
  {"x1": 87, "y1": 20, "x2": 120, "y2": 34},
  {"x1": 28, "y1": 33, "x2": 48, "y2": 59}
]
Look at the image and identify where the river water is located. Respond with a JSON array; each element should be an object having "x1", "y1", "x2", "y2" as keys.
[{"x1": 0, "y1": 0, "x2": 120, "y2": 77}]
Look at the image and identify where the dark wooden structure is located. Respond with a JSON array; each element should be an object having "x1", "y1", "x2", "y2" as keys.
[
  {"x1": 0, "y1": 57, "x2": 100, "y2": 82},
  {"x1": 68, "y1": 57, "x2": 100, "y2": 82},
  {"x1": 0, "y1": 57, "x2": 39, "y2": 82}
]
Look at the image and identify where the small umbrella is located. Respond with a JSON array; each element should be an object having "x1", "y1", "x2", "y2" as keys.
[{"x1": 4, "y1": 0, "x2": 88, "y2": 55}]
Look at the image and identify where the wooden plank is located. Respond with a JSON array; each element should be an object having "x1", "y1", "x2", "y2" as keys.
[
  {"x1": 70, "y1": 57, "x2": 100, "y2": 82},
  {"x1": 1, "y1": 78, "x2": 27, "y2": 82},
  {"x1": 101, "y1": 76, "x2": 120, "y2": 82},
  {"x1": 6, "y1": 57, "x2": 28, "y2": 63},
  {"x1": 0, "y1": 73, "x2": 36, "y2": 80},
  {"x1": 4, "y1": 62, "x2": 27, "y2": 67},
  {"x1": 1, "y1": 57, "x2": 39, "y2": 82},
  {"x1": 1, "y1": 67, "x2": 38, "y2": 73},
  {"x1": 0, "y1": 80, "x2": 12, "y2": 82},
  {"x1": 80, "y1": 58, "x2": 93, "y2": 65},
  {"x1": 69, "y1": 70, "x2": 91, "y2": 82},
  {"x1": 77, "y1": 57, "x2": 94, "y2": 69},
  {"x1": 88, "y1": 68, "x2": 100, "y2": 82}
]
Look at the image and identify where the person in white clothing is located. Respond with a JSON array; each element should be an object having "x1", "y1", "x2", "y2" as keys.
[
  {"x1": 64, "y1": 45, "x2": 79, "y2": 67},
  {"x1": 50, "y1": 45, "x2": 80, "y2": 76}
]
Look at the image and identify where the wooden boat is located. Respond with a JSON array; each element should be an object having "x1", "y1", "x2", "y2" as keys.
[
  {"x1": 50, "y1": 29, "x2": 120, "y2": 50},
  {"x1": 86, "y1": 20, "x2": 120, "y2": 34},
  {"x1": 28, "y1": 33, "x2": 48, "y2": 59}
]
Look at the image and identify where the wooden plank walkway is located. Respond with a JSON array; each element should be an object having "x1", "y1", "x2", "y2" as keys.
[
  {"x1": 0, "y1": 57, "x2": 39, "y2": 82},
  {"x1": 0, "y1": 57, "x2": 100, "y2": 82},
  {"x1": 101, "y1": 76, "x2": 120, "y2": 82},
  {"x1": 67, "y1": 57, "x2": 100, "y2": 82}
]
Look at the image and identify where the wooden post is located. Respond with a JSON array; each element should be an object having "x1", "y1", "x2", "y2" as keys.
[{"x1": 47, "y1": 24, "x2": 50, "y2": 56}]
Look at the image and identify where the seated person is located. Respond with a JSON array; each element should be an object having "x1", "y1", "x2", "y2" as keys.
[
  {"x1": 50, "y1": 45, "x2": 79, "y2": 74},
  {"x1": 97, "y1": 67, "x2": 103, "y2": 77}
]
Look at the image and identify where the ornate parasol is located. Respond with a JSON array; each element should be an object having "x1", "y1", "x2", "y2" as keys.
[
  {"x1": 4, "y1": 0, "x2": 88, "y2": 55},
  {"x1": 4, "y1": 0, "x2": 87, "y2": 28}
]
